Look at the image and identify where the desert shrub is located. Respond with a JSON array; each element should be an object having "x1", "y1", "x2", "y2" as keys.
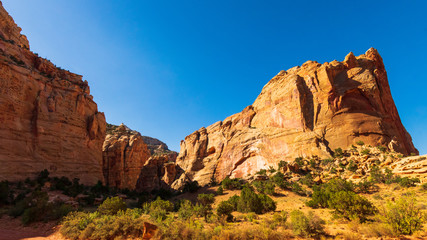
[
  {"x1": 278, "y1": 160, "x2": 288, "y2": 170},
  {"x1": 256, "y1": 169, "x2": 267, "y2": 176},
  {"x1": 90, "y1": 180, "x2": 110, "y2": 196},
  {"x1": 271, "y1": 211, "x2": 288, "y2": 228},
  {"x1": 355, "y1": 180, "x2": 378, "y2": 193},
  {"x1": 9, "y1": 191, "x2": 72, "y2": 225},
  {"x1": 216, "y1": 185, "x2": 224, "y2": 195},
  {"x1": 221, "y1": 177, "x2": 243, "y2": 190},
  {"x1": 197, "y1": 193, "x2": 215, "y2": 220},
  {"x1": 253, "y1": 180, "x2": 275, "y2": 195},
  {"x1": 395, "y1": 177, "x2": 420, "y2": 188},
  {"x1": 290, "y1": 210, "x2": 325, "y2": 238},
  {"x1": 421, "y1": 183, "x2": 427, "y2": 191},
  {"x1": 358, "y1": 222, "x2": 395, "y2": 238},
  {"x1": 217, "y1": 201, "x2": 234, "y2": 221},
  {"x1": 268, "y1": 166, "x2": 276, "y2": 173},
  {"x1": 377, "y1": 145, "x2": 387, "y2": 153},
  {"x1": 271, "y1": 172, "x2": 289, "y2": 189},
  {"x1": 322, "y1": 158, "x2": 334, "y2": 166},
  {"x1": 60, "y1": 209, "x2": 145, "y2": 240},
  {"x1": 258, "y1": 193, "x2": 277, "y2": 212},
  {"x1": 294, "y1": 157, "x2": 304, "y2": 167},
  {"x1": 334, "y1": 148, "x2": 344, "y2": 158},
  {"x1": 327, "y1": 191, "x2": 377, "y2": 222},
  {"x1": 306, "y1": 179, "x2": 353, "y2": 208},
  {"x1": 0, "y1": 181, "x2": 10, "y2": 205},
  {"x1": 299, "y1": 173, "x2": 314, "y2": 187},
  {"x1": 143, "y1": 197, "x2": 174, "y2": 221},
  {"x1": 176, "y1": 200, "x2": 195, "y2": 220},
  {"x1": 224, "y1": 185, "x2": 276, "y2": 214},
  {"x1": 97, "y1": 196, "x2": 126, "y2": 215},
  {"x1": 356, "y1": 141, "x2": 365, "y2": 146},
  {"x1": 291, "y1": 182, "x2": 304, "y2": 195},
  {"x1": 361, "y1": 149, "x2": 371, "y2": 155},
  {"x1": 182, "y1": 181, "x2": 200, "y2": 193},
  {"x1": 37, "y1": 169, "x2": 50, "y2": 185},
  {"x1": 381, "y1": 194, "x2": 425, "y2": 235},
  {"x1": 347, "y1": 160, "x2": 358, "y2": 172}
]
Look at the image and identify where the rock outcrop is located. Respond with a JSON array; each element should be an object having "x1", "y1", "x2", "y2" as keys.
[
  {"x1": 391, "y1": 155, "x2": 427, "y2": 183},
  {"x1": 0, "y1": 3, "x2": 106, "y2": 185},
  {"x1": 103, "y1": 124, "x2": 178, "y2": 191},
  {"x1": 174, "y1": 49, "x2": 418, "y2": 187}
]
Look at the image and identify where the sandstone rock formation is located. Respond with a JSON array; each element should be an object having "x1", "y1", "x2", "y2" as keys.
[
  {"x1": 174, "y1": 49, "x2": 418, "y2": 187},
  {"x1": 391, "y1": 155, "x2": 427, "y2": 183},
  {"x1": 103, "y1": 124, "x2": 178, "y2": 191},
  {"x1": 0, "y1": 3, "x2": 106, "y2": 185}
]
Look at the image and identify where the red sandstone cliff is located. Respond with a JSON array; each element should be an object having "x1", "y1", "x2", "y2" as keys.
[
  {"x1": 0, "y1": 2, "x2": 106, "y2": 185},
  {"x1": 103, "y1": 124, "x2": 178, "y2": 191},
  {"x1": 174, "y1": 49, "x2": 418, "y2": 187}
]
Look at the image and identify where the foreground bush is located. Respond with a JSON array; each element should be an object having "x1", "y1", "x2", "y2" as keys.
[
  {"x1": 60, "y1": 209, "x2": 145, "y2": 240},
  {"x1": 290, "y1": 210, "x2": 325, "y2": 238},
  {"x1": 381, "y1": 194, "x2": 425, "y2": 235},
  {"x1": 143, "y1": 197, "x2": 174, "y2": 221},
  {"x1": 97, "y1": 196, "x2": 126, "y2": 215}
]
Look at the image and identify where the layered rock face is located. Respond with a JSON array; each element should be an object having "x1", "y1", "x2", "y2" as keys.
[
  {"x1": 175, "y1": 49, "x2": 418, "y2": 187},
  {"x1": 103, "y1": 124, "x2": 178, "y2": 191},
  {"x1": 0, "y1": 3, "x2": 106, "y2": 185}
]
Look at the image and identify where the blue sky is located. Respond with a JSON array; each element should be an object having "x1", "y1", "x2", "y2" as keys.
[{"x1": 3, "y1": 1, "x2": 427, "y2": 154}]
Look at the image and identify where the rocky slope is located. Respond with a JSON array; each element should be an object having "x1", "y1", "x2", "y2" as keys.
[
  {"x1": 174, "y1": 49, "x2": 418, "y2": 187},
  {"x1": 103, "y1": 124, "x2": 178, "y2": 191},
  {"x1": 0, "y1": 2, "x2": 106, "y2": 185}
]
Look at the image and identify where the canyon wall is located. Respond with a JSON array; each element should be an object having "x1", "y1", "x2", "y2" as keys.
[
  {"x1": 0, "y1": 2, "x2": 106, "y2": 185},
  {"x1": 103, "y1": 124, "x2": 178, "y2": 191},
  {"x1": 174, "y1": 49, "x2": 418, "y2": 187}
]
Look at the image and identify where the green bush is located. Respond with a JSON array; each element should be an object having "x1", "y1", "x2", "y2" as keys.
[
  {"x1": 97, "y1": 197, "x2": 126, "y2": 215},
  {"x1": 143, "y1": 197, "x2": 174, "y2": 221},
  {"x1": 347, "y1": 160, "x2": 358, "y2": 172},
  {"x1": 221, "y1": 177, "x2": 243, "y2": 190},
  {"x1": 216, "y1": 185, "x2": 224, "y2": 195},
  {"x1": 271, "y1": 172, "x2": 289, "y2": 189},
  {"x1": 334, "y1": 148, "x2": 344, "y2": 158},
  {"x1": 355, "y1": 180, "x2": 378, "y2": 194},
  {"x1": 361, "y1": 149, "x2": 371, "y2": 155},
  {"x1": 327, "y1": 191, "x2": 377, "y2": 222},
  {"x1": 253, "y1": 180, "x2": 275, "y2": 195},
  {"x1": 197, "y1": 193, "x2": 215, "y2": 220},
  {"x1": 278, "y1": 160, "x2": 287, "y2": 170},
  {"x1": 382, "y1": 194, "x2": 425, "y2": 235},
  {"x1": 294, "y1": 157, "x2": 304, "y2": 167},
  {"x1": 271, "y1": 211, "x2": 288, "y2": 228},
  {"x1": 377, "y1": 145, "x2": 387, "y2": 153},
  {"x1": 290, "y1": 210, "x2": 325, "y2": 238},
  {"x1": 182, "y1": 181, "x2": 200, "y2": 193},
  {"x1": 217, "y1": 201, "x2": 234, "y2": 221},
  {"x1": 256, "y1": 169, "x2": 267, "y2": 176},
  {"x1": 291, "y1": 182, "x2": 304, "y2": 195},
  {"x1": 356, "y1": 141, "x2": 365, "y2": 146},
  {"x1": 395, "y1": 177, "x2": 420, "y2": 188},
  {"x1": 177, "y1": 200, "x2": 195, "y2": 220},
  {"x1": 421, "y1": 183, "x2": 427, "y2": 191},
  {"x1": 37, "y1": 169, "x2": 50, "y2": 185},
  {"x1": 60, "y1": 209, "x2": 145, "y2": 240}
]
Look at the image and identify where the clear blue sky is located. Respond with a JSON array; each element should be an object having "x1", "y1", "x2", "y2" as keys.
[{"x1": 3, "y1": 1, "x2": 426, "y2": 154}]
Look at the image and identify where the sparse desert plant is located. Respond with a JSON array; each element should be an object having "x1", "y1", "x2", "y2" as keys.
[
  {"x1": 177, "y1": 199, "x2": 195, "y2": 220},
  {"x1": 221, "y1": 177, "x2": 243, "y2": 190},
  {"x1": 290, "y1": 210, "x2": 325, "y2": 238},
  {"x1": 216, "y1": 185, "x2": 224, "y2": 195},
  {"x1": 197, "y1": 193, "x2": 215, "y2": 220},
  {"x1": 143, "y1": 197, "x2": 174, "y2": 221},
  {"x1": 381, "y1": 194, "x2": 425, "y2": 235},
  {"x1": 361, "y1": 149, "x2": 371, "y2": 155},
  {"x1": 356, "y1": 140, "x2": 365, "y2": 146},
  {"x1": 334, "y1": 147, "x2": 344, "y2": 158}
]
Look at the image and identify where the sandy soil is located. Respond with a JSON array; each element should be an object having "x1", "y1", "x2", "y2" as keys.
[{"x1": 0, "y1": 216, "x2": 64, "y2": 240}]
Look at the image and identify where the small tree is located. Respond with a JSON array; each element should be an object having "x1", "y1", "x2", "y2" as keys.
[
  {"x1": 217, "y1": 201, "x2": 234, "y2": 222},
  {"x1": 197, "y1": 193, "x2": 215, "y2": 220},
  {"x1": 290, "y1": 210, "x2": 325, "y2": 238}
]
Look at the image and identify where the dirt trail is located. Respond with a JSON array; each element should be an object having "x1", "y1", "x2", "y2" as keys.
[{"x1": 0, "y1": 216, "x2": 63, "y2": 240}]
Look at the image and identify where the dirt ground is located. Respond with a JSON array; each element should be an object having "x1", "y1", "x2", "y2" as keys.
[{"x1": 0, "y1": 216, "x2": 63, "y2": 240}]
